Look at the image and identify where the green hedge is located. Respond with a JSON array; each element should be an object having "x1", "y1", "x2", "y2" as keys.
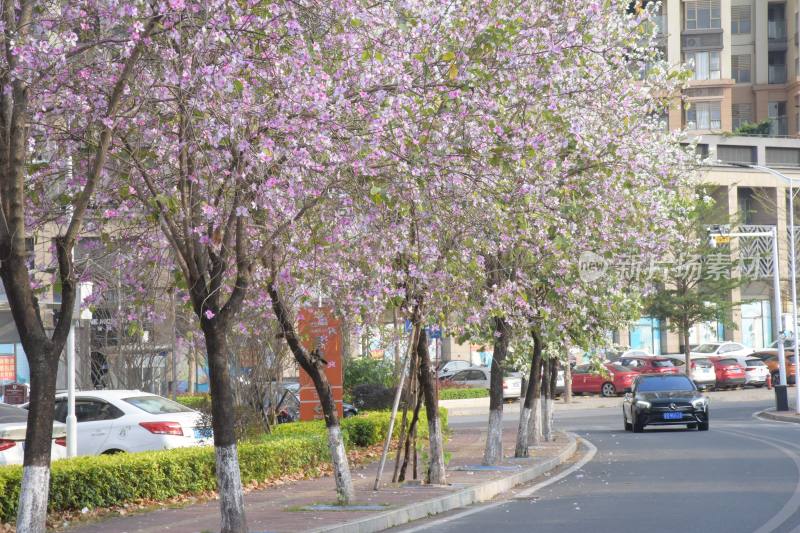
[
  {"x1": 175, "y1": 394, "x2": 209, "y2": 410},
  {"x1": 0, "y1": 409, "x2": 448, "y2": 523},
  {"x1": 439, "y1": 387, "x2": 489, "y2": 400}
]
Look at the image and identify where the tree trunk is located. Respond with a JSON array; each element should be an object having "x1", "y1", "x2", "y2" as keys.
[
  {"x1": 683, "y1": 319, "x2": 691, "y2": 375},
  {"x1": 268, "y1": 283, "x2": 354, "y2": 502},
  {"x1": 515, "y1": 328, "x2": 543, "y2": 457},
  {"x1": 201, "y1": 319, "x2": 247, "y2": 533},
  {"x1": 1, "y1": 250, "x2": 73, "y2": 531},
  {"x1": 564, "y1": 361, "x2": 573, "y2": 403},
  {"x1": 546, "y1": 359, "x2": 559, "y2": 441},
  {"x1": 483, "y1": 316, "x2": 509, "y2": 465},
  {"x1": 188, "y1": 348, "x2": 196, "y2": 394},
  {"x1": 541, "y1": 358, "x2": 552, "y2": 442},
  {"x1": 399, "y1": 389, "x2": 423, "y2": 482},
  {"x1": 416, "y1": 327, "x2": 446, "y2": 484},
  {"x1": 528, "y1": 347, "x2": 544, "y2": 445}
]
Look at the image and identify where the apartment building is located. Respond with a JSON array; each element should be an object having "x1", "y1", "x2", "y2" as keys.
[{"x1": 611, "y1": 1, "x2": 800, "y2": 354}]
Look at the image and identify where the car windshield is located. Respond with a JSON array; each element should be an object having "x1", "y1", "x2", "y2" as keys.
[
  {"x1": 0, "y1": 404, "x2": 28, "y2": 424},
  {"x1": 124, "y1": 395, "x2": 194, "y2": 414},
  {"x1": 718, "y1": 358, "x2": 738, "y2": 366},
  {"x1": 693, "y1": 358, "x2": 713, "y2": 367},
  {"x1": 745, "y1": 359, "x2": 765, "y2": 367},
  {"x1": 637, "y1": 376, "x2": 694, "y2": 392},
  {"x1": 652, "y1": 359, "x2": 674, "y2": 367},
  {"x1": 693, "y1": 344, "x2": 719, "y2": 353}
]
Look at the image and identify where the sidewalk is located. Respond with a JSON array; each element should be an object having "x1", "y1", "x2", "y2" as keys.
[{"x1": 60, "y1": 425, "x2": 576, "y2": 533}]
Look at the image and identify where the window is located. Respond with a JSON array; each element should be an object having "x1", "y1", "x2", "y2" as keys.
[
  {"x1": 731, "y1": 5, "x2": 751, "y2": 34},
  {"x1": 123, "y1": 395, "x2": 193, "y2": 414},
  {"x1": 73, "y1": 400, "x2": 124, "y2": 422},
  {"x1": 686, "y1": 101, "x2": 721, "y2": 129},
  {"x1": 685, "y1": 51, "x2": 720, "y2": 80},
  {"x1": 732, "y1": 55, "x2": 751, "y2": 83},
  {"x1": 685, "y1": 1, "x2": 722, "y2": 30},
  {"x1": 769, "y1": 100, "x2": 788, "y2": 135},
  {"x1": 769, "y1": 51, "x2": 787, "y2": 84},
  {"x1": 636, "y1": 375, "x2": 695, "y2": 392},
  {"x1": 732, "y1": 103, "x2": 753, "y2": 130}
]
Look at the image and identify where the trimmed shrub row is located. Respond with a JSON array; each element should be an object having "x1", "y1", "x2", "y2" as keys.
[
  {"x1": 439, "y1": 387, "x2": 489, "y2": 400},
  {"x1": 174, "y1": 394, "x2": 209, "y2": 410},
  {"x1": 0, "y1": 410, "x2": 449, "y2": 523}
]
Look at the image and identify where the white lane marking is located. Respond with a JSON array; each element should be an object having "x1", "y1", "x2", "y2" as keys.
[
  {"x1": 398, "y1": 438, "x2": 598, "y2": 532},
  {"x1": 513, "y1": 439, "x2": 598, "y2": 498},
  {"x1": 718, "y1": 428, "x2": 800, "y2": 533}
]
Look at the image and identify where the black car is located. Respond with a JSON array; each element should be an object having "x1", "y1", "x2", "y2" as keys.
[{"x1": 622, "y1": 374, "x2": 709, "y2": 433}]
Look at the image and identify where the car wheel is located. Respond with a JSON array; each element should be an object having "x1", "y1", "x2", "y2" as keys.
[
  {"x1": 632, "y1": 413, "x2": 644, "y2": 433},
  {"x1": 601, "y1": 382, "x2": 616, "y2": 398}
]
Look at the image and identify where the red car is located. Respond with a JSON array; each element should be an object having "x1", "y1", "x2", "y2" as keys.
[
  {"x1": 709, "y1": 356, "x2": 746, "y2": 389},
  {"x1": 617, "y1": 356, "x2": 680, "y2": 375},
  {"x1": 571, "y1": 363, "x2": 639, "y2": 397}
]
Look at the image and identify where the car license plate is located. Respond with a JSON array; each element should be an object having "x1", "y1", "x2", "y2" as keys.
[
  {"x1": 663, "y1": 412, "x2": 682, "y2": 420},
  {"x1": 193, "y1": 428, "x2": 212, "y2": 439}
]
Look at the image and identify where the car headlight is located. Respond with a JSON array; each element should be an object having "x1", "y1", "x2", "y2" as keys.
[
  {"x1": 635, "y1": 400, "x2": 651, "y2": 409},
  {"x1": 691, "y1": 398, "x2": 707, "y2": 410}
]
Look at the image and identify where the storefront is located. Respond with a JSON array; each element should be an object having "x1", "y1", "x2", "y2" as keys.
[{"x1": 628, "y1": 317, "x2": 662, "y2": 355}]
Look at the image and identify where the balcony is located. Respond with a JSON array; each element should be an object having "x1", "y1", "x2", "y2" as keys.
[
  {"x1": 769, "y1": 65, "x2": 787, "y2": 84},
  {"x1": 769, "y1": 116, "x2": 789, "y2": 136},
  {"x1": 769, "y1": 20, "x2": 787, "y2": 40}
]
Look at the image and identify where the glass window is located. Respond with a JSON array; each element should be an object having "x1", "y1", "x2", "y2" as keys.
[
  {"x1": 694, "y1": 344, "x2": 719, "y2": 353},
  {"x1": 123, "y1": 395, "x2": 193, "y2": 414},
  {"x1": 693, "y1": 358, "x2": 713, "y2": 368},
  {"x1": 732, "y1": 55, "x2": 751, "y2": 83},
  {"x1": 652, "y1": 359, "x2": 675, "y2": 368},
  {"x1": 75, "y1": 400, "x2": 124, "y2": 422},
  {"x1": 731, "y1": 5, "x2": 751, "y2": 34},
  {"x1": 745, "y1": 359, "x2": 765, "y2": 367},
  {"x1": 686, "y1": 102, "x2": 722, "y2": 130},
  {"x1": 686, "y1": 51, "x2": 721, "y2": 80},
  {"x1": 717, "y1": 358, "x2": 739, "y2": 366},
  {"x1": 685, "y1": 1, "x2": 722, "y2": 29},
  {"x1": 637, "y1": 375, "x2": 695, "y2": 392}
]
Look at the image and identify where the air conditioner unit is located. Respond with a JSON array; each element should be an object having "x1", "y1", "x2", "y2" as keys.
[{"x1": 686, "y1": 37, "x2": 698, "y2": 47}]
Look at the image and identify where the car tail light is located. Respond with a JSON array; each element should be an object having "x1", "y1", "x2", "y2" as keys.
[
  {"x1": 690, "y1": 362, "x2": 696, "y2": 368},
  {"x1": 0, "y1": 439, "x2": 16, "y2": 452},
  {"x1": 139, "y1": 421, "x2": 183, "y2": 436},
  {"x1": 55, "y1": 437, "x2": 66, "y2": 447}
]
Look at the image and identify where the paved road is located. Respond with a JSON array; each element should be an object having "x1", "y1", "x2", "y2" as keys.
[{"x1": 400, "y1": 392, "x2": 800, "y2": 533}]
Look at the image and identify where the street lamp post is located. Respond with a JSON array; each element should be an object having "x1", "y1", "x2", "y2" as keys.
[
  {"x1": 710, "y1": 228, "x2": 788, "y2": 411},
  {"x1": 730, "y1": 163, "x2": 800, "y2": 413}
]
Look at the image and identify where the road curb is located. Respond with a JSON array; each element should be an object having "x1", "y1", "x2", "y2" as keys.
[
  {"x1": 757, "y1": 408, "x2": 800, "y2": 424},
  {"x1": 310, "y1": 432, "x2": 579, "y2": 533}
]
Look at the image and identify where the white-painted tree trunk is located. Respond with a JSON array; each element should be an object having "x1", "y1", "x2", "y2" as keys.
[
  {"x1": 483, "y1": 408, "x2": 504, "y2": 465},
  {"x1": 215, "y1": 444, "x2": 247, "y2": 533},
  {"x1": 16, "y1": 465, "x2": 50, "y2": 533},
  {"x1": 542, "y1": 398, "x2": 553, "y2": 442},
  {"x1": 327, "y1": 425, "x2": 355, "y2": 503},
  {"x1": 514, "y1": 406, "x2": 532, "y2": 457},
  {"x1": 426, "y1": 415, "x2": 447, "y2": 484},
  {"x1": 529, "y1": 396, "x2": 543, "y2": 445}
]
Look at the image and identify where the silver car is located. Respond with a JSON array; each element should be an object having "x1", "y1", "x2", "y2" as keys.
[{"x1": 666, "y1": 356, "x2": 716, "y2": 390}]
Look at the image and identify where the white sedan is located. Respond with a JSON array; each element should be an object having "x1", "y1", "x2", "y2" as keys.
[
  {"x1": 0, "y1": 403, "x2": 67, "y2": 465},
  {"x1": 690, "y1": 342, "x2": 753, "y2": 358},
  {"x1": 49, "y1": 390, "x2": 209, "y2": 456}
]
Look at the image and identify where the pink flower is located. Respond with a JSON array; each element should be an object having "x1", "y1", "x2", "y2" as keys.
[{"x1": 205, "y1": 309, "x2": 215, "y2": 320}]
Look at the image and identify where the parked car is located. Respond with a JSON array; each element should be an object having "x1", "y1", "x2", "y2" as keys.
[
  {"x1": 664, "y1": 356, "x2": 716, "y2": 391},
  {"x1": 443, "y1": 367, "x2": 521, "y2": 399},
  {"x1": 571, "y1": 363, "x2": 638, "y2": 397},
  {"x1": 729, "y1": 355, "x2": 769, "y2": 387},
  {"x1": 708, "y1": 357, "x2": 746, "y2": 389},
  {"x1": 604, "y1": 349, "x2": 650, "y2": 363},
  {"x1": 0, "y1": 403, "x2": 67, "y2": 465},
  {"x1": 622, "y1": 374, "x2": 709, "y2": 432},
  {"x1": 764, "y1": 338, "x2": 796, "y2": 350},
  {"x1": 750, "y1": 350, "x2": 798, "y2": 385},
  {"x1": 41, "y1": 390, "x2": 209, "y2": 456},
  {"x1": 443, "y1": 367, "x2": 490, "y2": 390},
  {"x1": 617, "y1": 356, "x2": 680, "y2": 375},
  {"x1": 437, "y1": 360, "x2": 472, "y2": 380},
  {"x1": 691, "y1": 342, "x2": 753, "y2": 358},
  {"x1": 555, "y1": 370, "x2": 565, "y2": 396}
]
